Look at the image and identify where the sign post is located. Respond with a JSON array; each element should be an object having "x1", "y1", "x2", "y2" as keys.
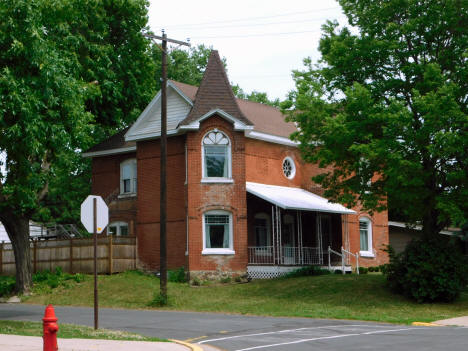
[{"x1": 80, "y1": 195, "x2": 108, "y2": 330}]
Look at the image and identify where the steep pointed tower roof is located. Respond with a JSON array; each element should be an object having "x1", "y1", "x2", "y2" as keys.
[{"x1": 179, "y1": 50, "x2": 253, "y2": 126}]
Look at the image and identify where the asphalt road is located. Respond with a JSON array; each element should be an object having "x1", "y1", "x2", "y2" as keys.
[{"x1": 1, "y1": 304, "x2": 467, "y2": 350}]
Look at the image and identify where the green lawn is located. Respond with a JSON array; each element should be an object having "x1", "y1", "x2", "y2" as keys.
[
  {"x1": 0, "y1": 319, "x2": 167, "y2": 341},
  {"x1": 22, "y1": 270, "x2": 468, "y2": 325}
]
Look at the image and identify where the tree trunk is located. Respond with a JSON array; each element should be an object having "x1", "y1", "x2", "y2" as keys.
[
  {"x1": 1, "y1": 215, "x2": 32, "y2": 294},
  {"x1": 421, "y1": 208, "x2": 445, "y2": 240}
]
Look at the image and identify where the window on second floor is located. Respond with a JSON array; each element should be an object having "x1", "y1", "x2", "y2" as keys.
[
  {"x1": 120, "y1": 159, "x2": 137, "y2": 195},
  {"x1": 202, "y1": 130, "x2": 232, "y2": 181}
]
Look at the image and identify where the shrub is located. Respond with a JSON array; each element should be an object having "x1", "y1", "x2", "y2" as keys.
[
  {"x1": 32, "y1": 269, "x2": 85, "y2": 291},
  {"x1": 168, "y1": 267, "x2": 187, "y2": 283},
  {"x1": 384, "y1": 239, "x2": 468, "y2": 303},
  {"x1": 190, "y1": 277, "x2": 201, "y2": 286},
  {"x1": 358, "y1": 267, "x2": 368, "y2": 274},
  {"x1": 149, "y1": 293, "x2": 168, "y2": 307},
  {"x1": 0, "y1": 276, "x2": 15, "y2": 296},
  {"x1": 220, "y1": 276, "x2": 231, "y2": 284},
  {"x1": 285, "y1": 266, "x2": 331, "y2": 278}
]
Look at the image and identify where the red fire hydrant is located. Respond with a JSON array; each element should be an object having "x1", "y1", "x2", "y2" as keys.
[{"x1": 43, "y1": 304, "x2": 59, "y2": 351}]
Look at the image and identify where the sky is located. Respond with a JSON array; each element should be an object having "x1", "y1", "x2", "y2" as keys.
[{"x1": 147, "y1": 0, "x2": 349, "y2": 101}]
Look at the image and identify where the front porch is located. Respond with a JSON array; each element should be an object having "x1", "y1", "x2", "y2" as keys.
[{"x1": 246, "y1": 182, "x2": 356, "y2": 279}]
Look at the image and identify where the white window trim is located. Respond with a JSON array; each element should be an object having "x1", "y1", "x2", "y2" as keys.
[
  {"x1": 108, "y1": 221, "x2": 129, "y2": 236},
  {"x1": 282, "y1": 156, "x2": 296, "y2": 179},
  {"x1": 359, "y1": 217, "x2": 374, "y2": 257},
  {"x1": 202, "y1": 210, "x2": 235, "y2": 255},
  {"x1": 201, "y1": 130, "x2": 232, "y2": 182},
  {"x1": 120, "y1": 158, "x2": 137, "y2": 195}
]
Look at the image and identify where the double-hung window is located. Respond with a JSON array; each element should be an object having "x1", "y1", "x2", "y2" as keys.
[
  {"x1": 120, "y1": 159, "x2": 137, "y2": 195},
  {"x1": 108, "y1": 222, "x2": 129, "y2": 236},
  {"x1": 202, "y1": 130, "x2": 232, "y2": 182},
  {"x1": 202, "y1": 210, "x2": 234, "y2": 255},
  {"x1": 359, "y1": 217, "x2": 373, "y2": 257}
]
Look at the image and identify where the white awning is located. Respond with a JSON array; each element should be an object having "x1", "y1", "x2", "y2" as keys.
[{"x1": 246, "y1": 182, "x2": 356, "y2": 214}]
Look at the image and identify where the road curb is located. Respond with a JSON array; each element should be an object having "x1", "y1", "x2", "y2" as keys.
[
  {"x1": 411, "y1": 322, "x2": 443, "y2": 327},
  {"x1": 170, "y1": 339, "x2": 204, "y2": 351}
]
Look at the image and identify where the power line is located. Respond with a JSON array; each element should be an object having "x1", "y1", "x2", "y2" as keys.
[
  {"x1": 161, "y1": 7, "x2": 340, "y2": 29},
  {"x1": 166, "y1": 17, "x2": 337, "y2": 31},
  {"x1": 191, "y1": 29, "x2": 321, "y2": 39}
]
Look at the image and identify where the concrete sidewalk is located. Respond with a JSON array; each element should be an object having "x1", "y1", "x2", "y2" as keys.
[
  {"x1": 0, "y1": 334, "x2": 197, "y2": 351},
  {"x1": 434, "y1": 316, "x2": 468, "y2": 327}
]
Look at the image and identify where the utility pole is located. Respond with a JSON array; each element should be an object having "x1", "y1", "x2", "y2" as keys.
[{"x1": 144, "y1": 31, "x2": 190, "y2": 304}]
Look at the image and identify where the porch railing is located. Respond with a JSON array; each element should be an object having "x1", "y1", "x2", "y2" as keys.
[
  {"x1": 248, "y1": 246, "x2": 321, "y2": 265},
  {"x1": 327, "y1": 246, "x2": 360, "y2": 274}
]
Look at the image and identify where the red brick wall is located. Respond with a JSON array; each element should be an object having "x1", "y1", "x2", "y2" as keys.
[
  {"x1": 345, "y1": 210, "x2": 389, "y2": 267},
  {"x1": 186, "y1": 115, "x2": 248, "y2": 275},
  {"x1": 91, "y1": 153, "x2": 136, "y2": 198},
  {"x1": 136, "y1": 135, "x2": 187, "y2": 271},
  {"x1": 244, "y1": 138, "x2": 389, "y2": 267},
  {"x1": 91, "y1": 153, "x2": 138, "y2": 236}
]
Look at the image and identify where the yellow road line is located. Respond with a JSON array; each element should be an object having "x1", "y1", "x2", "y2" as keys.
[{"x1": 183, "y1": 335, "x2": 208, "y2": 343}]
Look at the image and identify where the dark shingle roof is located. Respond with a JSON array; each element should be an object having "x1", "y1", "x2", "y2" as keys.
[
  {"x1": 171, "y1": 81, "x2": 297, "y2": 139},
  {"x1": 179, "y1": 50, "x2": 253, "y2": 127},
  {"x1": 83, "y1": 127, "x2": 135, "y2": 155}
]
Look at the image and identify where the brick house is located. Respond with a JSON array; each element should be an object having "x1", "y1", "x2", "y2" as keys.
[{"x1": 83, "y1": 51, "x2": 389, "y2": 279}]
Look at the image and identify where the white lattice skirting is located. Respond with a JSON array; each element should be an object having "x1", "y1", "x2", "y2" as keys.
[
  {"x1": 247, "y1": 265, "x2": 353, "y2": 279},
  {"x1": 247, "y1": 265, "x2": 300, "y2": 279}
]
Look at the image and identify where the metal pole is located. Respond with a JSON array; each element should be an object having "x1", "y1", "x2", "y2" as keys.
[
  {"x1": 93, "y1": 197, "x2": 98, "y2": 329},
  {"x1": 160, "y1": 31, "x2": 168, "y2": 302}
]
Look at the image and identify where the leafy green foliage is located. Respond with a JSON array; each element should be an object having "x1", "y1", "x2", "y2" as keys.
[
  {"x1": 167, "y1": 267, "x2": 187, "y2": 283},
  {"x1": 283, "y1": 0, "x2": 468, "y2": 234},
  {"x1": 32, "y1": 267, "x2": 85, "y2": 293},
  {"x1": 232, "y1": 84, "x2": 280, "y2": 107},
  {"x1": 384, "y1": 239, "x2": 468, "y2": 303},
  {"x1": 0, "y1": 276, "x2": 15, "y2": 296},
  {"x1": 0, "y1": 268, "x2": 85, "y2": 296},
  {"x1": 358, "y1": 267, "x2": 368, "y2": 274}
]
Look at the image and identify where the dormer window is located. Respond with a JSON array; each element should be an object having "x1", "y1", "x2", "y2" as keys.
[
  {"x1": 120, "y1": 159, "x2": 137, "y2": 195},
  {"x1": 202, "y1": 130, "x2": 232, "y2": 182}
]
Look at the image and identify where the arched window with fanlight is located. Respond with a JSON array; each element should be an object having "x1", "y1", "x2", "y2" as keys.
[{"x1": 202, "y1": 130, "x2": 232, "y2": 181}]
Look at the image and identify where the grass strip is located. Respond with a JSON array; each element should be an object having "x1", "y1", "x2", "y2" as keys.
[
  {"x1": 21, "y1": 270, "x2": 468, "y2": 325},
  {"x1": 0, "y1": 320, "x2": 167, "y2": 342}
]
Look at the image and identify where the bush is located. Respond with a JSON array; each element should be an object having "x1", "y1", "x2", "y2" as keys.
[
  {"x1": 285, "y1": 266, "x2": 331, "y2": 278},
  {"x1": 33, "y1": 268, "x2": 85, "y2": 290},
  {"x1": 0, "y1": 276, "x2": 15, "y2": 296},
  {"x1": 220, "y1": 276, "x2": 231, "y2": 284},
  {"x1": 358, "y1": 267, "x2": 368, "y2": 274},
  {"x1": 384, "y1": 239, "x2": 468, "y2": 303},
  {"x1": 168, "y1": 267, "x2": 187, "y2": 283}
]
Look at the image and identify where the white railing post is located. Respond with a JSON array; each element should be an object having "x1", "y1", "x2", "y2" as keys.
[
  {"x1": 341, "y1": 247, "x2": 345, "y2": 275},
  {"x1": 356, "y1": 252, "x2": 359, "y2": 275}
]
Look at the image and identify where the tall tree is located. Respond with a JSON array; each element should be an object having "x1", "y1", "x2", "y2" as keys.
[
  {"x1": 233, "y1": 84, "x2": 280, "y2": 107},
  {"x1": 0, "y1": 0, "x2": 155, "y2": 293},
  {"x1": 283, "y1": 0, "x2": 467, "y2": 237}
]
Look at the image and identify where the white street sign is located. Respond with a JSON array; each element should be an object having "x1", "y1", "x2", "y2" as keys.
[{"x1": 80, "y1": 195, "x2": 109, "y2": 234}]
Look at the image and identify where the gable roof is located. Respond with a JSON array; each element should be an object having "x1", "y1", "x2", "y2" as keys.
[
  {"x1": 179, "y1": 50, "x2": 253, "y2": 127},
  {"x1": 170, "y1": 81, "x2": 297, "y2": 139},
  {"x1": 82, "y1": 127, "x2": 136, "y2": 157}
]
